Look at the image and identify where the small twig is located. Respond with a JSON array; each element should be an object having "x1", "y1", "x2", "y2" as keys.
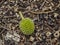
[
  {"x1": 3, "y1": 16, "x2": 16, "y2": 18},
  {"x1": 19, "y1": 11, "x2": 24, "y2": 19},
  {"x1": 44, "y1": 21, "x2": 55, "y2": 32},
  {"x1": 40, "y1": 0, "x2": 46, "y2": 9},
  {"x1": 0, "y1": 30, "x2": 5, "y2": 35},
  {"x1": 0, "y1": 26, "x2": 8, "y2": 35},
  {"x1": 0, "y1": 0, "x2": 6, "y2": 7},
  {"x1": 0, "y1": 25, "x2": 10, "y2": 30},
  {"x1": 30, "y1": 10, "x2": 54, "y2": 14}
]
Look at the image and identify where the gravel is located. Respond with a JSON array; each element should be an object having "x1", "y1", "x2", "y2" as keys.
[{"x1": 0, "y1": 0, "x2": 60, "y2": 45}]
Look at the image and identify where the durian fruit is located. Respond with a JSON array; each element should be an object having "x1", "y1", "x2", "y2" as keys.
[{"x1": 19, "y1": 12, "x2": 35, "y2": 35}]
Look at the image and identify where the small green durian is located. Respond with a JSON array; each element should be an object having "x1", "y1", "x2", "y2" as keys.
[{"x1": 19, "y1": 12, "x2": 35, "y2": 35}]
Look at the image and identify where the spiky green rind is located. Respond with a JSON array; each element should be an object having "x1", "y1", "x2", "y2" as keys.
[{"x1": 19, "y1": 18, "x2": 35, "y2": 35}]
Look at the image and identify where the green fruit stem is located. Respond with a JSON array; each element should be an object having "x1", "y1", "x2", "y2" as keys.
[{"x1": 19, "y1": 11, "x2": 24, "y2": 19}]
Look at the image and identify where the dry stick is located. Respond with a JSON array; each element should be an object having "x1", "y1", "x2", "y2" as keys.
[
  {"x1": 56, "y1": 3, "x2": 60, "y2": 7},
  {"x1": 30, "y1": 10, "x2": 54, "y2": 14},
  {"x1": 44, "y1": 22, "x2": 55, "y2": 32},
  {"x1": 19, "y1": 11, "x2": 24, "y2": 19},
  {"x1": 0, "y1": 30, "x2": 5, "y2": 34},
  {"x1": 40, "y1": 0, "x2": 46, "y2": 9},
  {"x1": 30, "y1": 0, "x2": 56, "y2": 14},
  {"x1": 0, "y1": 26, "x2": 10, "y2": 34},
  {"x1": 2, "y1": 34, "x2": 5, "y2": 45},
  {"x1": 3, "y1": 15, "x2": 16, "y2": 18}
]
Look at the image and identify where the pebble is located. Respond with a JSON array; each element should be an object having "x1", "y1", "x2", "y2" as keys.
[
  {"x1": 46, "y1": 31, "x2": 52, "y2": 37},
  {"x1": 29, "y1": 36, "x2": 34, "y2": 42},
  {"x1": 54, "y1": 31, "x2": 60, "y2": 38},
  {"x1": 5, "y1": 31, "x2": 20, "y2": 42},
  {"x1": 5, "y1": 32, "x2": 14, "y2": 40},
  {"x1": 32, "y1": 41, "x2": 36, "y2": 45},
  {"x1": 54, "y1": 13, "x2": 58, "y2": 18}
]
